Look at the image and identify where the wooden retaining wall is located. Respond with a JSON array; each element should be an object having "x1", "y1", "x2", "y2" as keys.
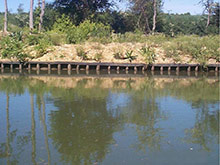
[{"x1": 0, "y1": 61, "x2": 219, "y2": 74}]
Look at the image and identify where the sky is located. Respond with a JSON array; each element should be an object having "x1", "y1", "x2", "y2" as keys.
[{"x1": 0, "y1": 0, "x2": 205, "y2": 15}]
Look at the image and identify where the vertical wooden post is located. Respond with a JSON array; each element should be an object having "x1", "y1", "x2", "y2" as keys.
[
  {"x1": 116, "y1": 66, "x2": 120, "y2": 73},
  {"x1": 19, "y1": 64, "x2": 22, "y2": 70},
  {"x1": 58, "y1": 64, "x2": 61, "y2": 71},
  {"x1": 176, "y1": 66, "x2": 179, "y2": 72},
  {"x1": 96, "y1": 65, "x2": 100, "y2": 71},
  {"x1": 68, "y1": 64, "x2": 71, "y2": 75},
  {"x1": 151, "y1": 65, "x2": 154, "y2": 71},
  {"x1": 108, "y1": 66, "x2": 111, "y2": 74},
  {"x1": 76, "y1": 65, "x2": 79, "y2": 71},
  {"x1": 134, "y1": 66, "x2": 137, "y2": 74},
  {"x1": 195, "y1": 66, "x2": 198, "y2": 72},
  {"x1": 126, "y1": 66, "x2": 129, "y2": 73},
  {"x1": 86, "y1": 65, "x2": 89, "y2": 71},
  {"x1": 36, "y1": 64, "x2": 40, "y2": 72},
  {"x1": 57, "y1": 64, "x2": 61, "y2": 75},
  {"x1": 28, "y1": 63, "x2": 31, "y2": 70},
  {"x1": 28, "y1": 63, "x2": 31, "y2": 74},
  {"x1": 10, "y1": 64, "x2": 13, "y2": 72},
  {"x1": 1, "y1": 63, "x2": 4, "y2": 70},
  {"x1": 134, "y1": 66, "x2": 137, "y2": 72},
  {"x1": 48, "y1": 64, "x2": 51, "y2": 71},
  {"x1": 160, "y1": 66, "x2": 163, "y2": 72},
  {"x1": 19, "y1": 64, "x2": 22, "y2": 73},
  {"x1": 215, "y1": 67, "x2": 218, "y2": 72},
  {"x1": 187, "y1": 66, "x2": 191, "y2": 72},
  {"x1": 168, "y1": 66, "x2": 171, "y2": 72},
  {"x1": 68, "y1": 64, "x2": 71, "y2": 71}
]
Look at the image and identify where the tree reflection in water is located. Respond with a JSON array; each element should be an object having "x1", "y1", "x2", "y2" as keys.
[
  {"x1": 184, "y1": 103, "x2": 219, "y2": 151},
  {"x1": 0, "y1": 75, "x2": 218, "y2": 164},
  {"x1": 49, "y1": 87, "x2": 122, "y2": 164}
]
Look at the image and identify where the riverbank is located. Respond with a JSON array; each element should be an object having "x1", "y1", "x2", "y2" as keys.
[{"x1": 0, "y1": 33, "x2": 219, "y2": 65}]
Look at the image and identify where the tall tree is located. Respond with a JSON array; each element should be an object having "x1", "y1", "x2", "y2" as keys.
[
  {"x1": 130, "y1": 0, "x2": 154, "y2": 33},
  {"x1": 39, "y1": 0, "x2": 46, "y2": 32},
  {"x1": 53, "y1": 0, "x2": 112, "y2": 24},
  {"x1": 200, "y1": 0, "x2": 214, "y2": 27},
  {"x1": 152, "y1": 0, "x2": 157, "y2": 33},
  {"x1": 130, "y1": 0, "x2": 163, "y2": 33},
  {"x1": 3, "y1": 0, "x2": 8, "y2": 34},
  {"x1": 29, "y1": 0, "x2": 34, "y2": 31},
  {"x1": 38, "y1": 0, "x2": 41, "y2": 8}
]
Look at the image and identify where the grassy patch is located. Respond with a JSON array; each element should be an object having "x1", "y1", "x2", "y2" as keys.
[{"x1": 76, "y1": 47, "x2": 88, "y2": 60}]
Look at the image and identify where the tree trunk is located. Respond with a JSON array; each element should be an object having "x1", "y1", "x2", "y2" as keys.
[
  {"x1": 39, "y1": 0, "x2": 45, "y2": 32},
  {"x1": 29, "y1": 0, "x2": 34, "y2": 31},
  {"x1": 41, "y1": 96, "x2": 51, "y2": 164},
  {"x1": 142, "y1": 7, "x2": 151, "y2": 34},
  {"x1": 206, "y1": 6, "x2": 211, "y2": 27},
  {"x1": 145, "y1": 16, "x2": 151, "y2": 33},
  {"x1": 3, "y1": 0, "x2": 8, "y2": 34},
  {"x1": 6, "y1": 93, "x2": 10, "y2": 164},
  {"x1": 38, "y1": 0, "x2": 41, "y2": 8},
  {"x1": 152, "y1": 0, "x2": 157, "y2": 33},
  {"x1": 31, "y1": 94, "x2": 36, "y2": 164},
  {"x1": 137, "y1": 12, "x2": 143, "y2": 30}
]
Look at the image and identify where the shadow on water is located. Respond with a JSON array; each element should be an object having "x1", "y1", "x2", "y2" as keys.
[{"x1": 0, "y1": 72, "x2": 219, "y2": 164}]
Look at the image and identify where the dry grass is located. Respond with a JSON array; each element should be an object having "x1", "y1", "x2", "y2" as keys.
[{"x1": 30, "y1": 42, "x2": 211, "y2": 64}]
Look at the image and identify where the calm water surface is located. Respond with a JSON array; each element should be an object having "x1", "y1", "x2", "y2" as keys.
[{"x1": 0, "y1": 73, "x2": 219, "y2": 165}]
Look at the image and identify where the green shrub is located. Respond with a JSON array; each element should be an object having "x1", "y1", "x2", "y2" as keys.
[
  {"x1": 139, "y1": 46, "x2": 156, "y2": 64},
  {"x1": 52, "y1": 14, "x2": 75, "y2": 34},
  {"x1": 67, "y1": 20, "x2": 111, "y2": 44},
  {"x1": 25, "y1": 34, "x2": 42, "y2": 46},
  {"x1": 76, "y1": 47, "x2": 88, "y2": 60},
  {"x1": 47, "y1": 32, "x2": 66, "y2": 46},
  {"x1": 163, "y1": 35, "x2": 220, "y2": 64},
  {"x1": 0, "y1": 32, "x2": 28, "y2": 62},
  {"x1": 34, "y1": 36, "x2": 52, "y2": 58}
]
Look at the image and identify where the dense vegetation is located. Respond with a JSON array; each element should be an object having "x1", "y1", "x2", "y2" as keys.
[{"x1": 0, "y1": 1, "x2": 219, "y2": 63}]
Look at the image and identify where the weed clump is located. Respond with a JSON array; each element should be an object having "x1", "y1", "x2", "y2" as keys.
[
  {"x1": 125, "y1": 50, "x2": 136, "y2": 62},
  {"x1": 139, "y1": 46, "x2": 156, "y2": 64},
  {"x1": 76, "y1": 47, "x2": 88, "y2": 60},
  {"x1": 94, "y1": 52, "x2": 103, "y2": 61}
]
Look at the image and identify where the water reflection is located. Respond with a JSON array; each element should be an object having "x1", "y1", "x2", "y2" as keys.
[
  {"x1": 0, "y1": 75, "x2": 219, "y2": 164},
  {"x1": 184, "y1": 104, "x2": 219, "y2": 151}
]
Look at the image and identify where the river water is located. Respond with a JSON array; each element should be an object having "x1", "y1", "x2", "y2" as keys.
[{"x1": 0, "y1": 72, "x2": 219, "y2": 165}]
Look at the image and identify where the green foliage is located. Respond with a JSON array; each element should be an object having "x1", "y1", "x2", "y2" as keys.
[
  {"x1": 139, "y1": 46, "x2": 156, "y2": 64},
  {"x1": 25, "y1": 34, "x2": 42, "y2": 46},
  {"x1": 52, "y1": 14, "x2": 75, "y2": 34},
  {"x1": 0, "y1": 32, "x2": 28, "y2": 62},
  {"x1": 125, "y1": 50, "x2": 136, "y2": 62},
  {"x1": 66, "y1": 20, "x2": 111, "y2": 44},
  {"x1": 163, "y1": 35, "x2": 220, "y2": 64},
  {"x1": 34, "y1": 36, "x2": 52, "y2": 58},
  {"x1": 76, "y1": 47, "x2": 88, "y2": 60},
  {"x1": 47, "y1": 32, "x2": 66, "y2": 46},
  {"x1": 23, "y1": 33, "x2": 52, "y2": 58},
  {"x1": 94, "y1": 52, "x2": 103, "y2": 61}
]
